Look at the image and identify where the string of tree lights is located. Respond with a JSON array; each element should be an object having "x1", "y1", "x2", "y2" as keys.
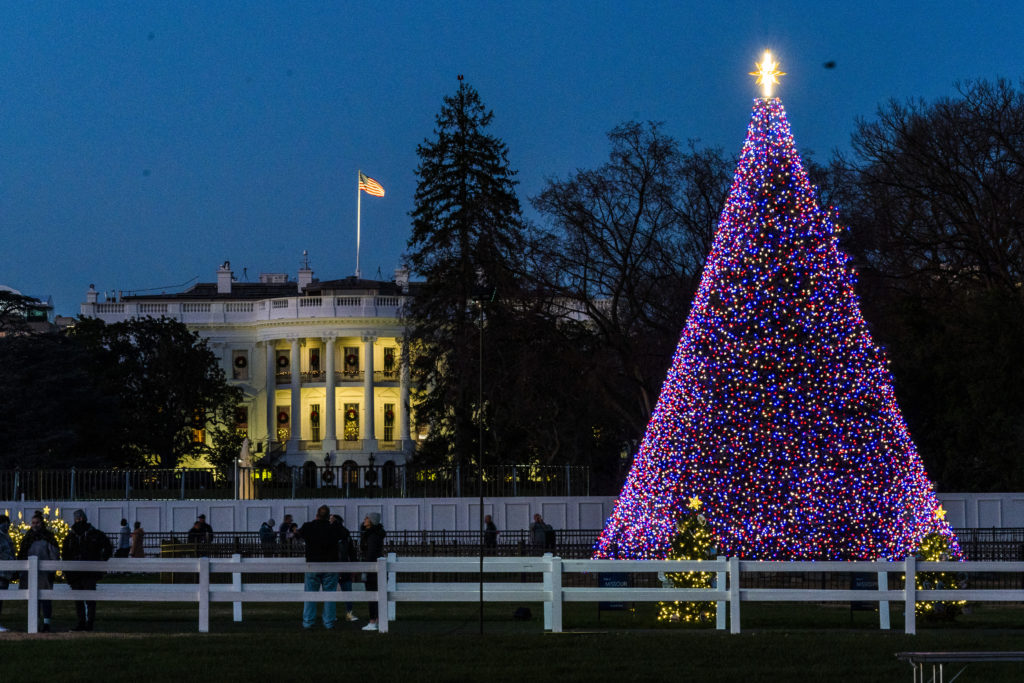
[{"x1": 595, "y1": 53, "x2": 960, "y2": 562}]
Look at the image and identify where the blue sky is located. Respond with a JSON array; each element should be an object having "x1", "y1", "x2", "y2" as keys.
[{"x1": 2, "y1": 2, "x2": 1023, "y2": 315}]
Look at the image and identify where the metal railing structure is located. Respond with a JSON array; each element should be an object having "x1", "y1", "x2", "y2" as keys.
[
  {"x1": 0, "y1": 464, "x2": 592, "y2": 501},
  {"x1": 133, "y1": 529, "x2": 603, "y2": 559},
  {"x1": 3, "y1": 555, "x2": 1023, "y2": 634}
]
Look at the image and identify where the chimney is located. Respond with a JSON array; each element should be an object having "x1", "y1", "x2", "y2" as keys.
[
  {"x1": 217, "y1": 261, "x2": 233, "y2": 294},
  {"x1": 297, "y1": 250, "x2": 313, "y2": 293},
  {"x1": 394, "y1": 266, "x2": 410, "y2": 294},
  {"x1": 86, "y1": 284, "x2": 98, "y2": 304}
]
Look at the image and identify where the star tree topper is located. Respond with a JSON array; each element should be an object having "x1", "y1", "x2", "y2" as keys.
[{"x1": 750, "y1": 50, "x2": 785, "y2": 98}]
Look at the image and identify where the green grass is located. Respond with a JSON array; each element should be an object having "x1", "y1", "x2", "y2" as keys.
[{"x1": 1, "y1": 600, "x2": 1023, "y2": 682}]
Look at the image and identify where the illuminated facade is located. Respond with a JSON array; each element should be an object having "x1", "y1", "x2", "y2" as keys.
[{"x1": 79, "y1": 260, "x2": 415, "y2": 470}]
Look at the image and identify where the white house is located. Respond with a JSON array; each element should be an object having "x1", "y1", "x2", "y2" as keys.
[{"x1": 79, "y1": 257, "x2": 417, "y2": 473}]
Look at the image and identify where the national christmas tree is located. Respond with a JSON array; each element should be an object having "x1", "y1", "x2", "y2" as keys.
[{"x1": 595, "y1": 54, "x2": 960, "y2": 561}]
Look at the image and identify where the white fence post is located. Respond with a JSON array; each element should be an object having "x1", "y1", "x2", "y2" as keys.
[
  {"x1": 728, "y1": 556, "x2": 741, "y2": 634},
  {"x1": 376, "y1": 557, "x2": 389, "y2": 634},
  {"x1": 387, "y1": 552, "x2": 397, "y2": 621},
  {"x1": 198, "y1": 556, "x2": 210, "y2": 633},
  {"x1": 232, "y1": 553, "x2": 243, "y2": 622},
  {"x1": 716, "y1": 555, "x2": 726, "y2": 631},
  {"x1": 27, "y1": 555, "x2": 39, "y2": 634},
  {"x1": 877, "y1": 570, "x2": 889, "y2": 630},
  {"x1": 542, "y1": 553, "x2": 553, "y2": 630},
  {"x1": 904, "y1": 555, "x2": 916, "y2": 635},
  {"x1": 550, "y1": 556, "x2": 563, "y2": 633}
]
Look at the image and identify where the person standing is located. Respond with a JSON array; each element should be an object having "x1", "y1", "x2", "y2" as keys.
[
  {"x1": 61, "y1": 510, "x2": 113, "y2": 631},
  {"x1": 129, "y1": 521, "x2": 145, "y2": 558},
  {"x1": 278, "y1": 514, "x2": 293, "y2": 545},
  {"x1": 0, "y1": 515, "x2": 15, "y2": 633},
  {"x1": 295, "y1": 505, "x2": 343, "y2": 629},
  {"x1": 329, "y1": 514, "x2": 358, "y2": 622},
  {"x1": 359, "y1": 512, "x2": 386, "y2": 631},
  {"x1": 531, "y1": 513, "x2": 553, "y2": 554},
  {"x1": 115, "y1": 519, "x2": 131, "y2": 558},
  {"x1": 259, "y1": 518, "x2": 276, "y2": 544},
  {"x1": 17, "y1": 511, "x2": 60, "y2": 632},
  {"x1": 196, "y1": 514, "x2": 214, "y2": 542},
  {"x1": 483, "y1": 514, "x2": 498, "y2": 550}
]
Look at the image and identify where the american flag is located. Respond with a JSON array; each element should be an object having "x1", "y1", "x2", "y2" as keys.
[{"x1": 358, "y1": 171, "x2": 385, "y2": 197}]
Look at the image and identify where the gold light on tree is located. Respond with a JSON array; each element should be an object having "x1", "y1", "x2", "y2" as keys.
[{"x1": 750, "y1": 50, "x2": 785, "y2": 98}]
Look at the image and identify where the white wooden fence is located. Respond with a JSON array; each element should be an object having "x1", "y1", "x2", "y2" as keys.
[{"x1": 2, "y1": 556, "x2": 1022, "y2": 635}]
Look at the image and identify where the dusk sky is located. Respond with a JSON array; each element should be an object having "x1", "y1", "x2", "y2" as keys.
[{"x1": 2, "y1": 2, "x2": 1023, "y2": 316}]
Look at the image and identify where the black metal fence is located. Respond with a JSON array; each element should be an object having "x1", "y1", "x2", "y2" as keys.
[
  {"x1": 129, "y1": 529, "x2": 601, "y2": 560},
  {"x1": 0, "y1": 464, "x2": 592, "y2": 501}
]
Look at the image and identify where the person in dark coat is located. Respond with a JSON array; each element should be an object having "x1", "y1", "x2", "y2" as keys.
[
  {"x1": 330, "y1": 514, "x2": 358, "y2": 622},
  {"x1": 17, "y1": 511, "x2": 60, "y2": 632},
  {"x1": 359, "y1": 512, "x2": 386, "y2": 631},
  {"x1": 196, "y1": 514, "x2": 214, "y2": 542},
  {"x1": 295, "y1": 505, "x2": 344, "y2": 629},
  {"x1": 0, "y1": 515, "x2": 15, "y2": 633},
  {"x1": 278, "y1": 514, "x2": 293, "y2": 545},
  {"x1": 484, "y1": 514, "x2": 498, "y2": 550},
  {"x1": 61, "y1": 509, "x2": 113, "y2": 631}
]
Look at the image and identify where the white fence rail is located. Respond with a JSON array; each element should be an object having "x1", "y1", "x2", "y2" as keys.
[{"x1": 2, "y1": 556, "x2": 1022, "y2": 634}]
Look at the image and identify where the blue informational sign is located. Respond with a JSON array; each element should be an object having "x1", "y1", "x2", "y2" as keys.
[{"x1": 598, "y1": 572, "x2": 631, "y2": 611}]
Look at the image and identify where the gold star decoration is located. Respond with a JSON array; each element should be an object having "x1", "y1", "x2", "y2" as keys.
[
  {"x1": 750, "y1": 50, "x2": 785, "y2": 98},
  {"x1": 934, "y1": 506, "x2": 947, "y2": 520},
  {"x1": 687, "y1": 496, "x2": 703, "y2": 511},
  {"x1": 42, "y1": 505, "x2": 51, "y2": 516}
]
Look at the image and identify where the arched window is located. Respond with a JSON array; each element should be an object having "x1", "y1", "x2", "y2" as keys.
[
  {"x1": 301, "y1": 461, "x2": 317, "y2": 489},
  {"x1": 382, "y1": 460, "x2": 397, "y2": 489},
  {"x1": 341, "y1": 460, "x2": 359, "y2": 487}
]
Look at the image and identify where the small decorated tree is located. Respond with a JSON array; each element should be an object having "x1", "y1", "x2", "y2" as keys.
[
  {"x1": 657, "y1": 497, "x2": 717, "y2": 625},
  {"x1": 6, "y1": 506, "x2": 71, "y2": 559},
  {"x1": 914, "y1": 531, "x2": 965, "y2": 621}
]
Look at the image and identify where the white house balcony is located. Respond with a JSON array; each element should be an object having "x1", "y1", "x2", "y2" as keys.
[{"x1": 82, "y1": 295, "x2": 407, "y2": 324}]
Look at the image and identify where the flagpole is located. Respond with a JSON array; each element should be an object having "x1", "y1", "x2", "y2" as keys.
[{"x1": 356, "y1": 171, "x2": 362, "y2": 278}]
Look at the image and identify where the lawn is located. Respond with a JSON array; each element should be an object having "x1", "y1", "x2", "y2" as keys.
[{"x1": 1, "y1": 598, "x2": 1022, "y2": 682}]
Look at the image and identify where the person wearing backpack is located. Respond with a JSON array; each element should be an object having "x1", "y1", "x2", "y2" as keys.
[
  {"x1": 18, "y1": 511, "x2": 61, "y2": 632},
  {"x1": 61, "y1": 509, "x2": 113, "y2": 631}
]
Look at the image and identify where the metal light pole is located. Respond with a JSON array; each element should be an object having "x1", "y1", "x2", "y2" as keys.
[{"x1": 478, "y1": 299, "x2": 485, "y2": 634}]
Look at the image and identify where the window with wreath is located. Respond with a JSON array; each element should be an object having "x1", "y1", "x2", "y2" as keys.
[
  {"x1": 383, "y1": 402, "x2": 396, "y2": 441},
  {"x1": 343, "y1": 346, "x2": 359, "y2": 376},
  {"x1": 235, "y1": 406, "x2": 248, "y2": 438},
  {"x1": 276, "y1": 406, "x2": 290, "y2": 441},
  {"x1": 276, "y1": 351, "x2": 291, "y2": 381},
  {"x1": 309, "y1": 403, "x2": 321, "y2": 442},
  {"x1": 343, "y1": 402, "x2": 359, "y2": 441},
  {"x1": 232, "y1": 350, "x2": 249, "y2": 380},
  {"x1": 383, "y1": 347, "x2": 397, "y2": 377}
]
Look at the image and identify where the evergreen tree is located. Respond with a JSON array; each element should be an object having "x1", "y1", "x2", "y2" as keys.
[
  {"x1": 406, "y1": 79, "x2": 525, "y2": 467},
  {"x1": 595, "y1": 88, "x2": 959, "y2": 561},
  {"x1": 657, "y1": 498, "x2": 717, "y2": 625}
]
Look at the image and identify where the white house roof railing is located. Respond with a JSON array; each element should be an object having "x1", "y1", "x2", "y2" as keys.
[{"x1": 81, "y1": 294, "x2": 409, "y2": 324}]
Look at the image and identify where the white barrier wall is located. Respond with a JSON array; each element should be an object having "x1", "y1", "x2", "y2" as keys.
[
  {"x1": 0, "y1": 496, "x2": 617, "y2": 535},
  {"x1": 0, "y1": 492, "x2": 1020, "y2": 534}
]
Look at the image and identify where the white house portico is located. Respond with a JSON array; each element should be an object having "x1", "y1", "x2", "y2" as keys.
[{"x1": 80, "y1": 259, "x2": 416, "y2": 470}]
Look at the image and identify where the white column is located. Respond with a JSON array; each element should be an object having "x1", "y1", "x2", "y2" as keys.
[
  {"x1": 399, "y1": 336, "x2": 411, "y2": 444},
  {"x1": 323, "y1": 336, "x2": 337, "y2": 451},
  {"x1": 288, "y1": 337, "x2": 301, "y2": 454},
  {"x1": 362, "y1": 335, "x2": 376, "y2": 446},
  {"x1": 265, "y1": 341, "x2": 277, "y2": 446}
]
